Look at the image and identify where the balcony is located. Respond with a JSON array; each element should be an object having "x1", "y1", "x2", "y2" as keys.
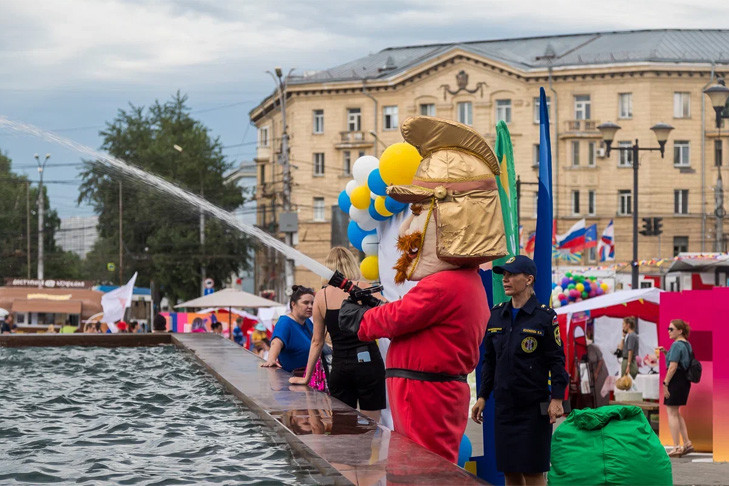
[
  {"x1": 335, "y1": 131, "x2": 374, "y2": 150},
  {"x1": 560, "y1": 120, "x2": 602, "y2": 140}
]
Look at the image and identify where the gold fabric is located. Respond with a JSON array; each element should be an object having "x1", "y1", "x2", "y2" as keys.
[{"x1": 388, "y1": 116, "x2": 507, "y2": 266}]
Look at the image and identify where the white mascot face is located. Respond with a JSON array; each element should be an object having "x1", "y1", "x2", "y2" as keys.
[{"x1": 393, "y1": 204, "x2": 458, "y2": 283}]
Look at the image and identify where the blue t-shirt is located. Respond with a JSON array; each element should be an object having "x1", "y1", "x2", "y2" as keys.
[
  {"x1": 272, "y1": 315, "x2": 313, "y2": 372},
  {"x1": 511, "y1": 307, "x2": 520, "y2": 322},
  {"x1": 232, "y1": 326, "x2": 244, "y2": 346},
  {"x1": 666, "y1": 340, "x2": 692, "y2": 370}
]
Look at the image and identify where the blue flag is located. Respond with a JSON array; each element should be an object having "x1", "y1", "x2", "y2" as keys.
[{"x1": 534, "y1": 88, "x2": 553, "y2": 304}]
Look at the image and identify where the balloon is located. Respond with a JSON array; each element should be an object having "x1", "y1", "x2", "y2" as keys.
[
  {"x1": 353, "y1": 156, "x2": 380, "y2": 185},
  {"x1": 384, "y1": 196, "x2": 407, "y2": 214},
  {"x1": 360, "y1": 255, "x2": 379, "y2": 281},
  {"x1": 565, "y1": 272, "x2": 572, "y2": 278},
  {"x1": 589, "y1": 290, "x2": 597, "y2": 297},
  {"x1": 374, "y1": 196, "x2": 393, "y2": 217},
  {"x1": 554, "y1": 286, "x2": 563, "y2": 293},
  {"x1": 350, "y1": 185, "x2": 371, "y2": 210},
  {"x1": 575, "y1": 283, "x2": 584, "y2": 292},
  {"x1": 600, "y1": 283, "x2": 609, "y2": 291},
  {"x1": 379, "y1": 143, "x2": 422, "y2": 186},
  {"x1": 596, "y1": 287, "x2": 604, "y2": 296},
  {"x1": 581, "y1": 291, "x2": 588, "y2": 299},
  {"x1": 349, "y1": 206, "x2": 379, "y2": 231},
  {"x1": 561, "y1": 277, "x2": 570, "y2": 287},
  {"x1": 567, "y1": 284, "x2": 575, "y2": 290},
  {"x1": 361, "y1": 233, "x2": 379, "y2": 256},
  {"x1": 561, "y1": 299, "x2": 569, "y2": 306},
  {"x1": 368, "y1": 202, "x2": 389, "y2": 221},
  {"x1": 557, "y1": 293, "x2": 566, "y2": 301},
  {"x1": 345, "y1": 179, "x2": 357, "y2": 196},
  {"x1": 347, "y1": 221, "x2": 373, "y2": 251},
  {"x1": 368, "y1": 169, "x2": 388, "y2": 196},
  {"x1": 552, "y1": 300, "x2": 561, "y2": 308},
  {"x1": 457, "y1": 435, "x2": 472, "y2": 468},
  {"x1": 338, "y1": 190, "x2": 351, "y2": 214}
]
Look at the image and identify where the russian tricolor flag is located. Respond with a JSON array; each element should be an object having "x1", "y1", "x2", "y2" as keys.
[
  {"x1": 557, "y1": 218, "x2": 586, "y2": 251},
  {"x1": 598, "y1": 220, "x2": 615, "y2": 261}
]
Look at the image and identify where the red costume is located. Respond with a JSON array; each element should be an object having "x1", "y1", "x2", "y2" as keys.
[{"x1": 358, "y1": 268, "x2": 489, "y2": 462}]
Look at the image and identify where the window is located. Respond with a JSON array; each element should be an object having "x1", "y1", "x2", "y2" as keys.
[
  {"x1": 313, "y1": 110, "x2": 324, "y2": 134},
  {"x1": 383, "y1": 106, "x2": 399, "y2": 130},
  {"x1": 259, "y1": 164, "x2": 265, "y2": 185},
  {"x1": 618, "y1": 190, "x2": 632, "y2": 215},
  {"x1": 313, "y1": 153, "x2": 325, "y2": 176},
  {"x1": 587, "y1": 142, "x2": 596, "y2": 166},
  {"x1": 358, "y1": 150, "x2": 366, "y2": 158},
  {"x1": 343, "y1": 151, "x2": 351, "y2": 176},
  {"x1": 571, "y1": 141, "x2": 580, "y2": 166},
  {"x1": 674, "y1": 189, "x2": 689, "y2": 215},
  {"x1": 588, "y1": 190, "x2": 596, "y2": 216},
  {"x1": 532, "y1": 144, "x2": 540, "y2": 167},
  {"x1": 588, "y1": 246, "x2": 597, "y2": 262},
  {"x1": 420, "y1": 103, "x2": 435, "y2": 116},
  {"x1": 258, "y1": 126, "x2": 269, "y2": 147},
  {"x1": 496, "y1": 99, "x2": 512, "y2": 123},
  {"x1": 674, "y1": 92, "x2": 690, "y2": 118},
  {"x1": 313, "y1": 197, "x2": 325, "y2": 222},
  {"x1": 716, "y1": 139, "x2": 723, "y2": 167},
  {"x1": 618, "y1": 141, "x2": 633, "y2": 167},
  {"x1": 618, "y1": 93, "x2": 633, "y2": 119},
  {"x1": 457, "y1": 101, "x2": 473, "y2": 125},
  {"x1": 347, "y1": 108, "x2": 361, "y2": 132},
  {"x1": 574, "y1": 95, "x2": 591, "y2": 120},
  {"x1": 533, "y1": 96, "x2": 551, "y2": 123},
  {"x1": 674, "y1": 141, "x2": 690, "y2": 167},
  {"x1": 571, "y1": 190, "x2": 580, "y2": 215},
  {"x1": 673, "y1": 236, "x2": 689, "y2": 256}
]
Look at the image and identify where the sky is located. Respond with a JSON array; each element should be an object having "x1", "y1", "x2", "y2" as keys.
[{"x1": 2, "y1": 0, "x2": 729, "y2": 220}]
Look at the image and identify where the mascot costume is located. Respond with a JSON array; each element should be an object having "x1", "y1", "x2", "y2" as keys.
[{"x1": 339, "y1": 116, "x2": 507, "y2": 462}]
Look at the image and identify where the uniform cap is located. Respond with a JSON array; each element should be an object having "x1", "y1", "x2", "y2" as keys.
[{"x1": 493, "y1": 255, "x2": 537, "y2": 277}]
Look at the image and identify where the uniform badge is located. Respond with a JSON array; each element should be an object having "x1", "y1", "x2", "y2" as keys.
[
  {"x1": 506, "y1": 256, "x2": 516, "y2": 263},
  {"x1": 554, "y1": 326, "x2": 562, "y2": 346},
  {"x1": 521, "y1": 336, "x2": 538, "y2": 353}
]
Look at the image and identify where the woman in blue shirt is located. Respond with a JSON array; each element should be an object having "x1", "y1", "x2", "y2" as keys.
[
  {"x1": 262, "y1": 286, "x2": 315, "y2": 372},
  {"x1": 658, "y1": 319, "x2": 694, "y2": 457}
]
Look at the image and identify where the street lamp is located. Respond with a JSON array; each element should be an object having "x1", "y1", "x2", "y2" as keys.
[
  {"x1": 368, "y1": 130, "x2": 388, "y2": 151},
  {"x1": 34, "y1": 153, "x2": 50, "y2": 283},
  {"x1": 703, "y1": 78, "x2": 729, "y2": 252},
  {"x1": 597, "y1": 122, "x2": 674, "y2": 289}
]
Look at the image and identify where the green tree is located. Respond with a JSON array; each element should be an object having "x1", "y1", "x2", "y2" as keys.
[
  {"x1": 0, "y1": 151, "x2": 81, "y2": 280},
  {"x1": 79, "y1": 93, "x2": 252, "y2": 307}
]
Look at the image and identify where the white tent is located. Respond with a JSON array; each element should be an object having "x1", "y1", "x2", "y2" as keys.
[
  {"x1": 555, "y1": 288, "x2": 662, "y2": 317},
  {"x1": 175, "y1": 289, "x2": 281, "y2": 309}
]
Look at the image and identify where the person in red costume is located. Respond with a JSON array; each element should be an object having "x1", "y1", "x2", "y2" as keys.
[{"x1": 339, "y1": 116, "x2": 507, "y2": 463}]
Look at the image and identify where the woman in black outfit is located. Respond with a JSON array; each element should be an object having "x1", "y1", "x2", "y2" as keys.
[{"x1": 290, "y1": 247, "x2": 386, "y2": 421}]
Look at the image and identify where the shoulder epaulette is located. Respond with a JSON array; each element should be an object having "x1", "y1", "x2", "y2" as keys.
[{"x1": 492, "y1": 302, "x2": 505, "y2": 310}]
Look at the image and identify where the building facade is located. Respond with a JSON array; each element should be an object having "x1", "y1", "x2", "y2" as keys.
[
  {"x1": 55, "y1": 215, "x2": 99, "y2": 259},
  {"x1": 250, "y1": 29, "x2": 729, "y2": 291}
]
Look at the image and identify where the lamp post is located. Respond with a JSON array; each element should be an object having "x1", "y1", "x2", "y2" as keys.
[
  {"x1": 597, "y1": 122, "x2": 674, "y2": 289},
  {"x1": 368, "y1": 130, "x2": 388, "y2": 152},
  {"x1": 703, "y1": 78, "x2": 729, "y2": 252},
  {"x1": 34, "y1": 153, "x2": 50, "y2": 283},
  {"x1": 267, "y1": 67, "x2": 296, "y2": 294}
]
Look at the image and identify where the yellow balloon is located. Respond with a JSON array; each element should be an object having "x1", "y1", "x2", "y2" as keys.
[
  {"x1": 379, "y1": 142, "x2": 422, "y2": 186},
  {"x1": 360, "y1": 255, "x2": 379, "y2": 281},
  {"x1": 350, "y1": 185, "x2": 371, "y2": 210},
  {"x1": 374, "y1": 196, "x2": 393, "y2": 217},
  {"x1": 575, "y1": 283, "x2": 584, "y2": 292}
]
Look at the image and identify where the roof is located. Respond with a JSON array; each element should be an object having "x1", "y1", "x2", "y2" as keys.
[
  {"x1": 555, "y1": 288, "x2": 662, "y2": 316},
  {"x1": 96, "y1": 285, "x2": 151, "y2": 296},
  {"x1": 290, "y1": 29, "x2": 729, "y2": 85},
  {"x1": 174, "y1": 288, "x2": 282, "y2": 309},
  {"x1": 667, "y1": 253, "x2": 729, "y2": 272}
]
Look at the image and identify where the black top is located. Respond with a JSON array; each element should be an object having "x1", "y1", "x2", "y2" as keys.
[
  {"x1": 478, "y1": 294, "x2": 569, "y2": 404},
  {"x1": 324, "y1": 288, "x2": 372, "y2": 358}
]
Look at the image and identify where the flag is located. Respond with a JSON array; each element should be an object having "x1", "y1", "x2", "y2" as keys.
[
  {"x1": 518, "y1": 225, "x2": 524, "y2": 252},
  {"x1": 492, "y1": 120, "x2": 518, "y2": 305},
  {"x1": 101, "y1": 272, "x2": 138, "y2": 331},
  {"x1": 534, "y1": 87, "x2": 553, "y2": 304},
  {"x1": 554, "y1": 247, "x2": 583, "y2": 263},
  {"x1": 584, "y1": 224, "x2": 598, "y2": 248},
  {"x1": 556, "y1": 218, "x2": 586, "y2": 252},
  {"x1": 598, "y1": 220, "x2": 616, "y2": 261},
  {"x1": 525, "y1": 231, "x2": 536, "y2": 254}
]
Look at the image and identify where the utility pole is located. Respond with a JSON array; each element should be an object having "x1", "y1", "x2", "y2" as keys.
[
  {"x1": 26, "y1": 181, "x2": 31, "y2": 279},
  {"x1": 200, "y1": 187, "x2": 206, "y2": 297},
  {"x1": 34, "y1": 153, "x2": 50, "y2": 283},
  {"x1": 119, "y1": 180, "x2": 123, "y2": 284}
]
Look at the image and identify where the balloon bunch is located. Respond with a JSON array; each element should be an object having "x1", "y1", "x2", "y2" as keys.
[
  {"x1": 551, "y1": 272, "x2": 610, "y2": 308},
  {"x1": 337, "y1": 144, "x2": 422, "y2": 280}
]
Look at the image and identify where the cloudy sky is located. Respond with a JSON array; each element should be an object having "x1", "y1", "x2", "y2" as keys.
[{"x1": 2, "y1": 0, "x2": 728, "y2": 218}]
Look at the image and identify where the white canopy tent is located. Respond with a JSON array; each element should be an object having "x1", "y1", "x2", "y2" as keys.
[{"x1": 175, "y1": 289, "x2": 282, "y2": 309}]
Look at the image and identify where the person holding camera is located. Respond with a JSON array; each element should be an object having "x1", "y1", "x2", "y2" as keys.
[{"x1": 620, "y1": 317, "x2": 640, "y2": 379}]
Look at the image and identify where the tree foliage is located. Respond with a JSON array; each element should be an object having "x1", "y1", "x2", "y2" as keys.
[{"x1": 79, "y1": 93, "x2": 252, "y2": 305}]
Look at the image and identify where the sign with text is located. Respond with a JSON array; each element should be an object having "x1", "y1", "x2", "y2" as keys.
[{"x1": 3, "y1": 278, "x2": 94, "y2": 289}]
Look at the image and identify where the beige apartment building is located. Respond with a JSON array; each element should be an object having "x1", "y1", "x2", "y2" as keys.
[{"x1": 250, "y1": 29, "x2": 729, "y2": 293}]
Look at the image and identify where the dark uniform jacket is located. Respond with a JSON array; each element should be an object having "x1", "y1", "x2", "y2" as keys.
[{"x1": 478, "y1": 294, "x2": 568, "y2": 405}]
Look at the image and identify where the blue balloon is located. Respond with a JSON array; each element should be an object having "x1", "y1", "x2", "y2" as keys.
[
  {"x1": 338, "y1": 190, "x2": 351, "y2": 214},
  {"x1": 369, "y1": 202, "x2": 389, "y2": 221},
  {"x1": 384, "y1": 196, "x2": 407, "y2": 214},
  {"x1": 560, "y1": 299, "x2": 569, "y2": 306},
  {"x1": 457, "y1": 435, "x2": 472, "y2": 468},
  {"x1": 367, "y1": 169, "x2": 388, "y2": 196},
  {"x1": 347, "y1": 221, "x2": 374, "y2": 251}
]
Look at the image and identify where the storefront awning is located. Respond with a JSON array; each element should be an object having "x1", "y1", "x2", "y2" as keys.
[{"x1": 12, "y1": 299, "x2": 83, "y2": 314}]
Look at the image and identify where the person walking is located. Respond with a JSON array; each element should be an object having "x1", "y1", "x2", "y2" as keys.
[
  {"x1": 290, "y1": 247, "x2": 386, "y2": 421},
  {"x1": 658, "y1": 319, "x2": 695, "y2": 457},
  {"x1": 471, "y1": 255, "x2": 568, "y2": 486},
  {"x1": 262, "y1": 286, "x2": 315, "y2": 373},
  {"x1": 621, "y1": 316, "x2": 640, "y2": 379}
]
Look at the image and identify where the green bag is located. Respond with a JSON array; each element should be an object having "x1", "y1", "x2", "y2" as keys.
[{"x1": 548, "y1": 405, "x2": 672, "y2": 486}]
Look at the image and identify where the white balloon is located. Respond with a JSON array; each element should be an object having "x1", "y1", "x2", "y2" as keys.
[
  {"x1": 553, "y1": 300, "x2": 561, "y2": 308},
  {"x1": 349, "y1": 206, "x2": 378, "y2": 231},
  {"x1": 362, "y1": 234, "x2": 379, "y2": 256},
  {"x1": 554, "y1": 286, "x2": 563, "y2": 293},
  {"x1": 345, "y1": 179, "x2": 358, "y2": 196},
  {"x1": 352, "y1": 156, "x2": 379, "y2": 186},
  {"x1": 371, "y1": 191, "x2": 378, "y2": 200}
]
